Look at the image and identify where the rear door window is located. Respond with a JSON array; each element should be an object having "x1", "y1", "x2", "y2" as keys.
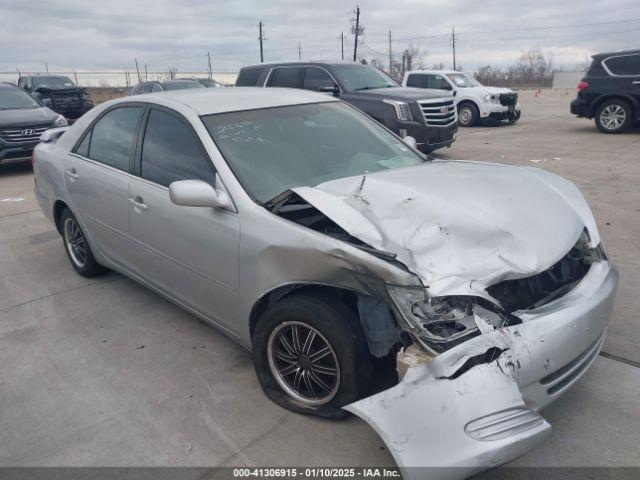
[
  {"x1": 236, "y1": 67, "x2": 266, "y2": 86},
  {"x1": 82, "y1": 106, "x2": 143, "y2": 171},
  {"x1": 407, "y1": 74, "x2": 450, "y2": 89},
  {"x1": 268, "y1": 67, "x2": 302, "y2": 88},
  {"x1": 140, "y1": 108, "x2": 215, "y2": 187},
  {"x1": 604, "y1": 54, "x2": 640, "y2": 76}
]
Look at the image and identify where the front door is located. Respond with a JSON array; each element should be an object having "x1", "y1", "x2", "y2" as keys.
[
  {"x1": 127, "y1": 107, "x2": 240, "y2": 331},
  {"x1": 64, "y1": 105, "x2": 143, "y2": 267}
]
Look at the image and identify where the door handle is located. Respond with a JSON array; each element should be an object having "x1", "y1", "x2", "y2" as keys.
[
  {"x1": 65, "y1": 168, "x2": 79, "y2": 180},
  {"x1": 129, "y1": 197, "x2": 148, "y2": 211}
]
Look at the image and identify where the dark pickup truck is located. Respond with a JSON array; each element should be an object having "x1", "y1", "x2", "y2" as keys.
[
  {"x1": 18, "y1": 75, "x2": 94, "y2": 121},
  {"x1": 236, "y1": 62, "x2": 458, "y2": 153}
]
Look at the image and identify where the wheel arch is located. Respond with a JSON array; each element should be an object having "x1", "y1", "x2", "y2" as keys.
[
  {"x1": 53, "y1": 199, "x2": 70, "y2": 235},
  {"x1": 591, "y1": 94, "x2": 638, "y2": 118}
]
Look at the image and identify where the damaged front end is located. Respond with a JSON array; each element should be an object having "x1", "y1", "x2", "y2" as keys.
[{"x1": 265, "y1": 162, "x2": 618, "y2": 479}]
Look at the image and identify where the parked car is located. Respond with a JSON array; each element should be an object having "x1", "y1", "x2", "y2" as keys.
[
  {"x1": 17, "y1": 75, "x2": 93, "y2": 121},
  {"x1": 236, "y1": 62, "x2": 458, "y2": 153},
  {"x1": 0, "y1": 82, "x2": 67, "y2": 165},
  {"x1": 402, "y1": 70, "x2": 521, "y2": 127},
  {"x1": 192, "y1": 78, "x2": 223, "y2": 88},
  {"x1": 570, "y1": 49, "x2": 640, "y2": 133},
  {"x1": 33, "y1": 87, "x2": 617, "y2": 478},
  {"x1": 128, "y1": 79, "x2": 205, "y2": 95}
]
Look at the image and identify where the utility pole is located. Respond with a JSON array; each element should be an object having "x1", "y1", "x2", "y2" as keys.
[
  {"x1": 388, "y1": 30, "x2": 393, "y2": 75},
  {"x1": 339, "y1": 32, "x2": 344, "y2": 60},
  {"x1": 258, "y1": 21, "x2": 265, "y2": 63},
  {"x1": 298, "y1": 42, "x2": 302, "y2": 60},
  {"x1": 450, "y1": 27, "x2": 457, "y2": 71},
  {"x1": 135, "y1": 58, "x2": 141, "y2": 82},
  {"x1": 72, "y1": 68, "x2": 78, "y2": 85},
  {"x1": 144, "y1": 63, "x2": 148, "y2": 81},
  {"x1": 351, "y1": 6, "x2": 362, "y2": 62},
  {"x1": 45, "y1": 61, "x2": 49, "y2": 73},
  {"x1": 207, "y1": 51, "x2": 213, "y2": 80}
]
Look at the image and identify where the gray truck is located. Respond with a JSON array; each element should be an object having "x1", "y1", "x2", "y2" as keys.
[
  {"x1": 18, "y1": 75, "x2": 93, "y2": 121},
  {"x1": 236, "y1": 62, "x2": 458, "y2": 153}
]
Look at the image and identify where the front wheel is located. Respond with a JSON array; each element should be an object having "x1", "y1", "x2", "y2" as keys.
[
  {"x1": 595, "y1": 99, "x2": 632, "y2": 133},
  {"x1": 252, "y1": 293, "x2": 373, "y2": 419},
  {"x1": 60, "y1": 208, "x2": 106, "y2": 277},
  {"x1": 458, "y1": 103, "x2": 479, "y2": 127}
]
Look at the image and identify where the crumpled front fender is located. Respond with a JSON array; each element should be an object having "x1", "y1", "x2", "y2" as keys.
[{"x1": 345, "y1": 362, "x2": 551, "y2": 480}]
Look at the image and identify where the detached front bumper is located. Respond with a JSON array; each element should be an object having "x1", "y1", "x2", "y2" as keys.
[
  {"x1": 482, "y1": 103, "x2": 521, "y2": 122},
  {"x1": 346, "y1": 261, "x2": 618, "y2": 480}
]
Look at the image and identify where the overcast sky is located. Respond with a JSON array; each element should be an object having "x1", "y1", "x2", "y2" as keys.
[{"x1": 1, "y1": 0, "x2": 639, "y2": 78}]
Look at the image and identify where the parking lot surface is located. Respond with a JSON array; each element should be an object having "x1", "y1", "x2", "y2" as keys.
[{"x1": 1, "y1": 89, "x2": 639, "y2": 472}]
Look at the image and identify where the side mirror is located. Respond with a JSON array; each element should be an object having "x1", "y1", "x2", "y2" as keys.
[
  {"x1": 169, "y1": 179, "x2": 232, "y2": 209},
  {"x1": 40, "y1": 126, "x2": 68, "y2": 143},
  {"x1": 402, "y1": 136, "x2": 417, "y2": 149},
  {"x1": 319, "y1": 84, "x2": 340, "y2": 96}
]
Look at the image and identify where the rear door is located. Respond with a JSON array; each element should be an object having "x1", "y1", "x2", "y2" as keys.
[
  {"x1": 127, "y1": 107, "x2": 241, "y2": 330},
  {"x1": 267, "y1": 67, "x2": 303, "y2": 89},
  {"x1": 64, "y1": 105, "x2": 144, "y2": 267},
  {"x1": 602, "y1": 53, "x2": 640, "y2": 114}
]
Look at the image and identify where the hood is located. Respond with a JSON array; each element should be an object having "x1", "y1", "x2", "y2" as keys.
[
  {"x1": 291, "y1": 160, "x2": 599, "y2": 299},
  {"x1": 351, "y1": 86, "x2": 453, "y2": 102},
  {"x1": 478, "y1": 86, "x2": 515, "y2": 95},
  {"x1": 0, "y1": 107, "x2": 57, "y2": 128}
]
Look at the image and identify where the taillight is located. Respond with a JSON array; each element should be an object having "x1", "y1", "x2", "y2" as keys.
[{"x1": 577, "y1": 81, "x2": 589, "y2": 92}]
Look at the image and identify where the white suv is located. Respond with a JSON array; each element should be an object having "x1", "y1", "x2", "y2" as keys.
[{"x1": 402, "y1": 70, "x2": 522, "y2": 127}]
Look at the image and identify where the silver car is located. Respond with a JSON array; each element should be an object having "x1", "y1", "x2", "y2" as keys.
[{"x1": 34, "y1": 88, "x2": 618, "y2": 478}]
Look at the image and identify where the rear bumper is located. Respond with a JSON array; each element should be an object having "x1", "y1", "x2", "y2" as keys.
[
  {"x1": 346, "y1": 261, "x2": 618, "y2": 479},
  {"x1": 570, "y1": 97, "x2": 592, "y2": 118}
]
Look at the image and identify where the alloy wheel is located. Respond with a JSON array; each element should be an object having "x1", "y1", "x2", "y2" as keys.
[
  {"x1": 64, "y1": 217, "x2": 87, "y2": 268},
  {"x1": 267, "y1": 321, "x2": 340, "y2": 406},
  {"x1": 599, "y1": 104, "x2": 626, "y2": 131},
  {"x1": 459, "y1": 106, "x2": 473, "y2": 126}
]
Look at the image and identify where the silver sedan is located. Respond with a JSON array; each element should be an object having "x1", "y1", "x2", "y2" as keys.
[{"x1": 33, "y1": 88, "x2": 617, "y2": 478}]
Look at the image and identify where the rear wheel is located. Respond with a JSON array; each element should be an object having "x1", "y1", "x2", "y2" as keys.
[
  {"x1": 458, "y1": 102, "x2": 479, "y2": 127},
  {"x1": 252, "y1": 293, "x2": 373, "y2": 419},
  {"x1": 60, "y1": 208, "x2": 106, "y2": 277},
  {"x1": 595, "y1": 99, "x2": 632, "y2": 133}
]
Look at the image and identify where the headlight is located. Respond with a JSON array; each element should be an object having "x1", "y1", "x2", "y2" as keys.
[
  {"x1": 483, "y1": 94, "x2": 500, "y2": 104},
  {"x1": 52, "y1": 115, "x2": 68, "y2": 127},
  {"x1": 383, "y1": 99, "x2": 412, "y2": 121},
  {"x1": 387, "y1": 286, "x2": 512, "y2": 352}
]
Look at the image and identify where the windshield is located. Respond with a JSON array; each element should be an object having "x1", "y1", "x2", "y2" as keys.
[
  {"x1": 202, "y1": 102, "x2": 425, "y2": 203},
  {"x1": 33, "y1": 76, "x2": 76, "y2": 88},
  {"x1": 0, "y1": 87, "x2": 41, "y2": 109},
  {"x1": 332, "y1": 65, "x2": 398, "y2": 91},
  {"x1": 446, "y1": 73, "x2": 482, "y2": 88},
  {"x1": 163, "y1": 81, "x2": 205, "y2": 91}
]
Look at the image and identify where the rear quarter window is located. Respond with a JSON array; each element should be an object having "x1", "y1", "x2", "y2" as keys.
[
  {"x1": 603, "y1": 54, "x2": 640, "y2": 76},
  {"x1": 236, "y1": 67, "x2": 266, "y2": 86}
]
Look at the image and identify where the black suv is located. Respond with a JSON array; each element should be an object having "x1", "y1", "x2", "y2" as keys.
[
  {"x1": 236, "y1": 62, "x2": 458, "y2": 153},
  {"x1": 570, "y1": 49, "x2": 640, "y2": 133},
  {"x1": 18, "y1": 75, "x2": 94, "y2": 121},
  {"x1": 0, "y1": 82, "x2": 67, "y2": 164}
]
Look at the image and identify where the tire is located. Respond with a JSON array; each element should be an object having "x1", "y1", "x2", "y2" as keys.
[
  {"x1": 595, "y1": 99, "x2": 632, "y2": 134},
  {"x1": 458, "y1": 102, "x2": 479, "y2": 127},
  {"x1": 252, "y1": 293, "x2": 373, "y2": 419},
  {"x1": 60, "y1": 208, "x2": 106, "y2": 277},
  {"x1": 509, "y1": 110, "x2": 521, "y2": 124}
]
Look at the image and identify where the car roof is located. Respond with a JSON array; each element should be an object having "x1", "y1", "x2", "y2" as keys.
[
  {"x1": 115, "y1": 87, "x2": 338, "y2": 115},
  {"x1": 240, "y1": 61, "x2": 370, "y2": 70},
  {"x1": 405, "y1": 70, "x2": 466, "y2": 75},
  {"x1": 592, "y1": 48, "x2": 640, "y2": 59}
]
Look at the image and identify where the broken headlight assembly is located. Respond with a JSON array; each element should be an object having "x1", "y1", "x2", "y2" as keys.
[{"x1": 387, "y1": 286, "x2": 519, "y2": 353}]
